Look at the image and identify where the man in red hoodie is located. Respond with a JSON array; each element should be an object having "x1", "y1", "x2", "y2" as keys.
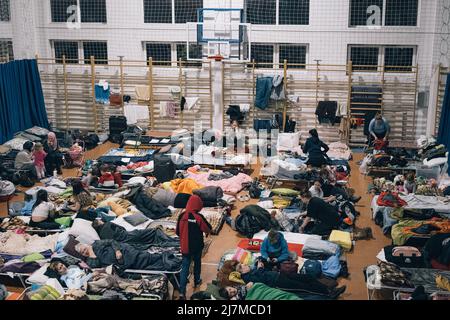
[{"x1": 176, "y1": 195, "x2": 212, "y2": 300}]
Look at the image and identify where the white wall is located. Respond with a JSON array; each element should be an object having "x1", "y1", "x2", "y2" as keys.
[{"x1": 1, "y1": 0, "x2": 448, "y2": 135}]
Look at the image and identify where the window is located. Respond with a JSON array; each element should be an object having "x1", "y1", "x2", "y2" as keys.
[
  {"x1": 51, "y1": 0, "x2": 77, "y2": 23},
  {"x1": 279, "y1": 0, "x2": 309, "y2": 25},
  {"x1": 385, "y1": 0, "x2": 418, "y2": 26},
  {"x1": 384, "y1": 47, "x2": 414, "y2": 72},
  {"x1": 349, "y1": 46, "x2": 379, "y2": 71},
  {"x1": 0, "y1": 39, "x2": 13, "y2": 62},
  {"x1": 176, "y1": 43, "x2": 203, "y2": 67},
  {"x1": 251, "y1": 44, "x2": 274, "y2": 68},
  {"x1": 349, "y1": 45, "x2": 415, "y2": 72},
  {"x1": 175, "y1": 0, "x2": 202, "y2": 23},
  {"x1": 53, "y1": 41, "x2": 79, "y2": 64},
  {"x1": 51, "y1": 0, "x2": 107, "y2": 23},
  {"x1": 146, "y1": 43, "x2": 172, "y2": 66},
  {"x1": 83, "y1": 41, "x2": 108, "y2": 64},
  {"x1": 245, "y1": 0, "x2": 276, "y2": 25},
  {"x1": 349, "y1": 0, "x2": 418, "y2": 27},
  {"x1": 53, "y1": 40, "x2": 108, "y2": 64},
  {"x1": 0, "y1": 0, "x2": 10, "y2": 21},
  {"x1": 80, "y1": 0, "x2": 107, "y2": 23},
  {"x1": 144, "y1": 0, "x2": 172, "y2": 23},
  {"x1": 279, "y1": 45, "x2": 307, "y2": 69}
]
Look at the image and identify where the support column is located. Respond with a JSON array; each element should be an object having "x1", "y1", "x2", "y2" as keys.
[
  {"x1": 212, "y1": 60, "x2": 224, "y2": 131},
  {"x1": 10, "y1": 0, "x2": 38, "y2": 59}
]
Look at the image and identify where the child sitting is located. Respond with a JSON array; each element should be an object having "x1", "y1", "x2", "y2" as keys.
[
  {"x1": 33, "y1": 142, "x2": 47, "y2": 179},
  {"x1": 98, "y1": 165, "x2": 118, "y2": 188}
]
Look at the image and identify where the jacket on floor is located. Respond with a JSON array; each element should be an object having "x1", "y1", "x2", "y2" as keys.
[{"x1": 176, "y1": 195, "x2": 212, "y2": 255}]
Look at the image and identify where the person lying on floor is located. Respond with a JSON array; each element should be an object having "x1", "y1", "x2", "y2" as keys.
[
  {"x1": 30, "y1": 190, "x2": 60, "y2": 230},
  {"x1": 219, "y1": 282, "x2": 300, "y2": 300},
  {"x1": 74, "y1": 239, "x2": 181, "y2": 272},
  {"x1": 298, "y1": 191, "x2": 340, "y2": 236},
  {"x1": 145, "y1": 186, "x2": 221, "y2": 208},
  {"x1": 234, "y1": 261, "x2": 346, "y2": 299},
  {"x1": 92, "y1": 219, "x2": 179, "y2": 250},
  {"x1": 46, "y1": 259, "x2": 92, "y2": 289}
]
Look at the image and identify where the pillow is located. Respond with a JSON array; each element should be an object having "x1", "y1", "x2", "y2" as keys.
[
  {"x1": 127, "y1": 177, "x2": 147, "y2": 186},
  {"x1": 27, "y1": 264, "x2": 50, "y2": 285},
  {"x1": 123, "y1": 212, "x2": 149, "y2": 227},
  {"x1": 271, "y1": 188, "x2": 300, "y2": 197},
  {"x1": 277, "y1": 132, "x2": 301, "y2": 151},
  {"x1": 62, "y1": 236, "x2": 84, "y2": 260},
  {"x1": 22, "y1": 253, "x2": 45, "y2": 263},
  {"x1": 423, "y1": 157, "x2": 447, "y2": 168},
  {"x1": 68, "y1": 219, "x2": 100, "y2": 245}
]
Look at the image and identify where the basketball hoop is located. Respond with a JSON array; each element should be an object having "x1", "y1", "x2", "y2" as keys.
[{"x1": 208, "y1": 55, "x2": 224, "y2": 62}]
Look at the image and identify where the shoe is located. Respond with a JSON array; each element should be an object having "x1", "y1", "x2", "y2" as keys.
[
  {"x1": 194, "y1": 279, "x2": 203, "y2": 288},
  {"x1": 178, "y1": 295, "x2": 186, "y2": 300},
  {"x1": 330, "y1": 285, "x2": 347, "y2": 299},
  {"x1": 350, "y1": 196, "x2": 362, "y2": 204}
]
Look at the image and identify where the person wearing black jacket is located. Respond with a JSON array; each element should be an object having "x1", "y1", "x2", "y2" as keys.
[
  {"x1": 92, "y1": 220, "x2": 179, "y2": 250},
  {"x1": 176, "y1": 195, "x2": 212, "y2": 300},
  {"x1": 236, "y1": 261, "x2": 346, "y2": 299},
  {"x1": 302, "y1": 129, "x2": 330, "y2": 168},
  {"x1": 299, "y1": 191, "x2": 340, "y2": 236}
]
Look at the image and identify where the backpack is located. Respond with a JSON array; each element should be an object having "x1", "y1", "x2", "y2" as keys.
[
  {"x1": 12, "y1": 172, "x2": 34, "y2": 188},
  {"x1": 235, "y1": 214, "x2": 264, "y2": 239},
  {"x1": 0, "y1": 180, "x2": 15, "y2": 201}
]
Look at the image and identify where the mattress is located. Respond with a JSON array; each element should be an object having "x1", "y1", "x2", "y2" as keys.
[{"x1": 252, "y1": 231, "x2": 321, "y2": 245}]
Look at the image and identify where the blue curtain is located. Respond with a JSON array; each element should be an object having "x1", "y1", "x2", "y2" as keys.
[
  {"x1": 0, "y1": 59, "x2": 49, "y2": 144},
  {"x1": 437, "y1": 74, "x2": 450, "y2": 173}
]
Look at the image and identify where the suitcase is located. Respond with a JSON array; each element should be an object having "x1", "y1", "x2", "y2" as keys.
[
  {"x1": 153, "y1": 154, "x2": 175, "y2": 183},
  {"x1": 109, "y1": 116, "x2": 127, "y2": 135}
]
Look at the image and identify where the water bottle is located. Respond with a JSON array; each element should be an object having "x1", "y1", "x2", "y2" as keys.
[{"x1": 53, "y1": 169, "x2": 57, "y2": 178}]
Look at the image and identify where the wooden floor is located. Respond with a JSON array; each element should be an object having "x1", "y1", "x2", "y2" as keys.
[{"x1": 0, "y1": 142, "x2": 391, "y2": 300}]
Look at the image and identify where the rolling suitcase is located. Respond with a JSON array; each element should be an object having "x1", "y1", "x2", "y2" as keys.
[{"x1": 109, "y1": 116, "x2": 127, "y2": 143}]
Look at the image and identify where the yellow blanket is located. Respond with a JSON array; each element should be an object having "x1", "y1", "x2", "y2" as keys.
[{"x1": 170, "y1": 178, "x2": 204, "y2": 195}]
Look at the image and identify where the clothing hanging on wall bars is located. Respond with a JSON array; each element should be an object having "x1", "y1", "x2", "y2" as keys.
[{"x1": 316, "y1": 101, "x2": 338, "y2": 125}]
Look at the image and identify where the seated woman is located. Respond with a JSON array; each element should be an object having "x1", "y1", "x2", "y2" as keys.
[
  {"x1": 92, "y1": 219, "x2": 179, "y2": 250},
  {"x1": 14, "y1": 141, "x2": 37, "y2": 178},
  {"x1": 44, "y1": 132, "x2": 63, "y2": 175},
  {"x1": 30, "y1": 190, "x2": 60, "y2": 230},
  {"x1": 309, "y1": 180, "x2": 337, "y2": 203},
  {"x1": 260, "y1": 229, "x2": 291, "y2": 270},
  {"x1": 235, "y1": 261, "x2": 346, "y2": 299},
  {"x1": 302, "y1": 129, "x2": 329, "y2": 168},
  {"x1": 69, "y1": 180, "x2": 95, "y2": 214},
  {"x1": 219, "y1": 282, "x2": 300, "y2": 301},
  {"x1": 74, "y1": 239, "x2": 181, "y2": 272}
]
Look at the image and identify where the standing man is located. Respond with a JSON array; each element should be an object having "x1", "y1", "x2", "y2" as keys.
[
  {"x1": 298, "y1": 191, "x2": 340, "y2": 236},
  {"x1": 368, "y1": 112, "x2": 391, "y2": 143},
  {"x1": 176, "y1": 195, "x2": 212, "y2": 300}
]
